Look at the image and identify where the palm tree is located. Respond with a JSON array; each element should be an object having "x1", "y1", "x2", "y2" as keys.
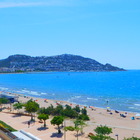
[{"x1": 75, "y1": 126, "x2": 81, "y2": 140}]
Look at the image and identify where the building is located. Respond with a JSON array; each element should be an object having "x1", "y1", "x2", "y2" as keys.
[
  {"x1": 0, "y1": 127, "x2": 41, "y2": 140},
  {"x1": 0, "y1": 93, "x2": 18, "y2": 103}
]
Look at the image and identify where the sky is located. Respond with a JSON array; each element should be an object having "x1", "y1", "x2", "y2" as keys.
[{"x1": 0, "y1": 0, "x2": 140, "y2": 69}]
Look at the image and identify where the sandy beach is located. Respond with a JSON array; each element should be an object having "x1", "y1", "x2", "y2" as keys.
[{"x1": 1, "y1": 92, "x2": 140, "y2": 140}]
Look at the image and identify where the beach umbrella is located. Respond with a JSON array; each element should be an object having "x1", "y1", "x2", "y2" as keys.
[
  {"x1": 106, "y1": 107, "x2": 110, "y2": 109},
  {"x1": 135, "y1": 113, "x2": 140, "y2": 117}
]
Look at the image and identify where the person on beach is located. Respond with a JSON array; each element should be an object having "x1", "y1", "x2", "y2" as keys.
[
  {"x1": 28, "y1": 121, "x2": 30, "y2": 128},
  {"x1": 106, "y1": 100, "x2": 109, "y2": 104}
]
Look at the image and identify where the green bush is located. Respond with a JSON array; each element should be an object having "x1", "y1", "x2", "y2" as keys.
[
  {"x1": 38, "y1": 104, "x2": 90, "y2": 120},
  {"x1": 81, "y1": 108, "x2": 87, "y2": 115},
  {"x1": 62, "y1": 109, "x2": 78, "y2": 118},
  {"x1": 78, "y1": 114, "x2": 90, "y2": 120},
  {"x1": 94, "y1": 125, "x2": 112, "y2": 135},
  {"x1": 73, "y1": 106, "x2": 80, "y2": 114},
  {"x1": 90, "y1": 135, "x2": 115, "y2": 140},
  {"x1": 38, "y1": 105, "x2": 54, "y2": 115},
  {"x1": 0, "y1": 120, "x2": 17, "y2": 132},
  {"x1": 124, "y1": 137, "x2": 140, "y2": 140},
  {"x1": 64, "y1": 126, "x2": 75, "y2": 131},
  {"x1": 53, "y1": 105, "x2": 64, "y2": 116}
]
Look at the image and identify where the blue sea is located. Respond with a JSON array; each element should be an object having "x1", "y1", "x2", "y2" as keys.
[{"x1": 0, "y1": 70, "x2": 140, "y2": 113}]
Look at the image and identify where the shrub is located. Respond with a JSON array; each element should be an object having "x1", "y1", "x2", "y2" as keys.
[
  {"x1": 78, "y1": 114, "x2": 90, "y2": 120},
  {"x1": 53, "y1": 105, "x2": 64, "y2": 116},
  {"x1": 0, "y1": 120, "x2": 17, "y2": 132},
  {"x1": 73, "y1": 106, "x2": 80, "y2": 114},
  {"x1": 90, "y1": 135, "x2": 115, "y2": 140},
  {"x1": 64, "y1": 126, "x2": 75, "y2": 131},
  {"x1": 62, "y1": 109, "x2": 78, "y2": 118},
  {"x1": 124, "y1": 137, "x2": 140, "y2": 140},
  {"x1": 94, "y1": 125, "x2": 112, "y2": 135},
  {"x1": 81, "y1": 108, "x2": 87, "y2": 115}
]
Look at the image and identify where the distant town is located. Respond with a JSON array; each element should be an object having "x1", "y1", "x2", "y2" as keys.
[{"x1": 0, "y1": 54, "x2": 125, "y2": 73}]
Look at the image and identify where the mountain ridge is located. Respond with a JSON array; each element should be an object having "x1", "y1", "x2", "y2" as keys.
[{"x1": 0, "y1": 54, "x2": 125, "y2": 72}]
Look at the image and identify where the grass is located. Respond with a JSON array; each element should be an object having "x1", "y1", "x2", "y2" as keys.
[{"x1": 0, "y1": 120, "x2": 17, "y2": 132}]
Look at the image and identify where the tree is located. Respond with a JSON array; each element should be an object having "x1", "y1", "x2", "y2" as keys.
[
  {"x1": 13, "y1": 102, "x2": 23, "y2": 113},
  {"x1": 62, "y1": 108, "x2": 78, "y2": 118},
  {"x1": 78, "y1": 114, "x2": 90, "y2": 121},
  {"x1": 0, "y1": 98, "x2": 9, "y2": 110},
  {"x1": 38, "y1": 114, "x2": 49, "y2": 127},
  {"x1": 73, "y1": 106, "x2": 80, "y2": 114},
  {"x1": 51, "y1": 116, "x2": 64, "y2": 134},
  {"x1": 74, "y1": 119, "x2": 86, "y2": 134},
  {"x1": 24, "y1": 100, "x2": 39, "y2": 121},
  {"x1": 94, "y1": 125, "x2": 112, "y2": 135},
  {"x1": 53, "y1": 105, "x2": 64, "y2": 116},
  {"x1": 38, "y1": 104, "x2": 54, "y2": 115},
  {"x1": 89, "y1": 125, "x2": 114, "y2": 140},
  {"x1": 64, "y1": 126, "x2": 81, "y2": 140},
  {"x1": 81, "y1": 108, "x2": 87, "y2": 115},
  {"x1": 75, "y1": 126, "x2": 81, "y2": 140}
]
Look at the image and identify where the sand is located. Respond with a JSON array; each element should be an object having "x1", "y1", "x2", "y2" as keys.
[{"x1": 1, "y1": 92, "x2": 140, "y2": 140}]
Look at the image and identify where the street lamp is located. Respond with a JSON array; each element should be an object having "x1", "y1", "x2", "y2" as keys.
[
  {"x1": 115, "y1": 134, "x2": 119, "y2": 140},
  {"x1": 64, "y1": 121, "x2": 66, "y2": 140}
]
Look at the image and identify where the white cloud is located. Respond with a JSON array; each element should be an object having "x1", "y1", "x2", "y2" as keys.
[
  {"x1": 0, "y1": 2, "x2": 44, "y2": 8},
  {"x1": 0, "y1": 0, "x2": 74, "y2": 8}
]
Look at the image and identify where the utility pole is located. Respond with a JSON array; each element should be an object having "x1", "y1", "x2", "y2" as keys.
[
  {"x1": 64, "y1": 121, "x2": 66, "y2": 140},
  {"x1": 115, "y1": 134, "x2": 118, "y2": 140}
]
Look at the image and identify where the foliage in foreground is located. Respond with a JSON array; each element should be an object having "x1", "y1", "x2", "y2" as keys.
[
  {"x1": 38, "y1": 104, "x2": 90, "y2": 120},
  {"x1": 0, "y1": 120, "x2": 17, "y2": 132},
  {"x1": 124, "y1": 137, "x2": 140, "y2": 140}
]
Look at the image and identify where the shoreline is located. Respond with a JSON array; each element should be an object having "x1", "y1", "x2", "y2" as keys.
[
  {"x1": 0, "y1": 69, "x2": 128, "y2": 75},
  {"x1": 1, "y1": 90, "x2": 140, "y2": 114},
  {"x1": 1, "y1": 91, "x2": 140, "y2": 139},
  {"x1": 3, "y1": 91, "x2": 139, "y2": 115}
]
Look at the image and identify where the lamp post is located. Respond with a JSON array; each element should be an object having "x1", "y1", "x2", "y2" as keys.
[
  {"x1": 64, "y1": 121, "x2": 66, "y2": 140},
  {"x1": 115, "y1": 134, "x2": 118, "y2": 140}
]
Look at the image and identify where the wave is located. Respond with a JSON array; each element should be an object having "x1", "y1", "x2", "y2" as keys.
[
  {"x1": 40, "y1": 92, "x2": 47, "y2": 95},
  {"x1": 27, "y1": 91, "x2": 40, "y2": 96},
  {"x1": 134, "y1": 104, "x2": 140, "y2": 106},
  {"x1": 0, "y1": 87, "x2": 9, "y2": 90},
  {"x1": 128, "y1": 107, "x2": 135, "y2": 109},
  {"x1": 87, "y1": 97, "x2": 98, "y2": 100}
]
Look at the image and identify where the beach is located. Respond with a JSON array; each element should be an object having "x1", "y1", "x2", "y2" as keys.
[{"x1": 1, "y1": 92, "x2": 140, "y2": 140}]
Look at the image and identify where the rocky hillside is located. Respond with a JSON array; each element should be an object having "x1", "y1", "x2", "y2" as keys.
[{"x1": 0, "y1": 54, "x2": 125, "y2": 72}]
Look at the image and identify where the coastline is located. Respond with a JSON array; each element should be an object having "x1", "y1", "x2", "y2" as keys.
[
  {"x1": 2, "y1": 90, "x2": 140, "y2": 114},
  {"x1": 1, "y1": 91, "x2": 140, "y2": 139}
]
